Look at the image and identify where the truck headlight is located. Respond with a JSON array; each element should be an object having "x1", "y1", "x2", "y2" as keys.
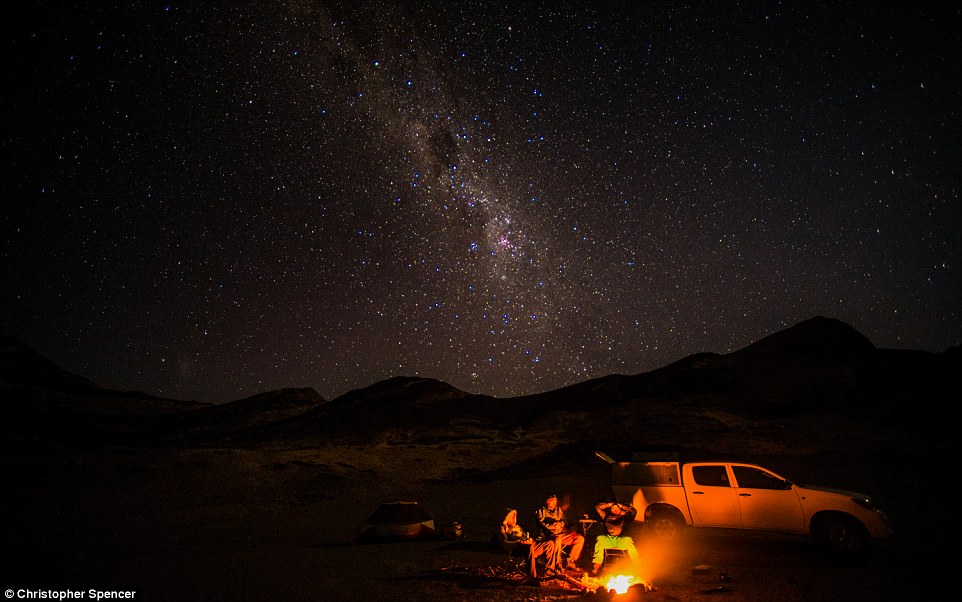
[{"x1": 852, "y1": 496, "x2": 888, "y2": 520}]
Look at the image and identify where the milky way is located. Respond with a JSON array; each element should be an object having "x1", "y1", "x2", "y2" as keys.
[{"x1": 3, "y1": 2, "x2": 959, "y2": 403}]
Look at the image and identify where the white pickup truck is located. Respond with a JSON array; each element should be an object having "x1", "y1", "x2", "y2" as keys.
[{"x1": 598, "y1": 452, "x2": 892, "y2": 559}]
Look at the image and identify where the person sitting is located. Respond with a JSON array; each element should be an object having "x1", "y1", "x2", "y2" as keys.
[
  {"x1": 498, "y1": 508, "x2": 530, "y2": 550},
  {"x1": 535, "y1": 493, "x2": 585, "y2": 571},
  {"x1": 592, "y1": 500, "x2": 638, "y2": 575},
  {"x1": 498, "y1": 508, "x2": 555, "y2": 579}
]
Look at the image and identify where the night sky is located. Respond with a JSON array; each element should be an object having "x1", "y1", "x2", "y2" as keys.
[{"x1": 3, "y1": 2, "x2": 959, "y2": 404}]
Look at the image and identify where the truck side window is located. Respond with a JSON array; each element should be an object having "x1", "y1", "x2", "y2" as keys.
[
  {"x1": 692, "y1": 465, "x2": 730, "y2": 487},
  {"x1": 732, "y1": 466, "x2": 786, "y2": 490}
]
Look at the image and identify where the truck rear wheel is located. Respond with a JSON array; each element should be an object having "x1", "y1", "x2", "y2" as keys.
[{"x1": 647, "y1": 509, "x2": 685, "y2": 541}]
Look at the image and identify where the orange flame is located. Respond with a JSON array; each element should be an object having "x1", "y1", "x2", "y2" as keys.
[{"x1": 581, "y1": 571, "x2": 652, "y2": 596}]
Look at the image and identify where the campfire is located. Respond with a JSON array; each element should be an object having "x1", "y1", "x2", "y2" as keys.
[
  {"x1": 581, "y1": 572, "x2": 654, "y2": 598},
  {"x1": 605, "y1": 574, "x2": 637, "y2": 594}
]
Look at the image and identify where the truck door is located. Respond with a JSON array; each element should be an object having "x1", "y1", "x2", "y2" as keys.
[
  {"x1": 686, "y1": 464, "x2": 741, "y2": 527},
  {"x1": 730, "y1": 464, "x2": 805, "y2": 532}
]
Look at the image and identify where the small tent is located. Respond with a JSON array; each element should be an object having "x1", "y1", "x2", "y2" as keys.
[{"x1": 357, "y1": 500, "x2": 437, "y2": 542}]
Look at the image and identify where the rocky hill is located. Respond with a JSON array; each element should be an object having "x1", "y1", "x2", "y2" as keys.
[{"x1": 2, "y1": 316, "x2": 958, "y2": 450}]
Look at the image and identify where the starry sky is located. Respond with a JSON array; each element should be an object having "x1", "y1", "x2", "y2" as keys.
[{"x1": 3, "y1": 1, "x2": 960, "y2": 404}]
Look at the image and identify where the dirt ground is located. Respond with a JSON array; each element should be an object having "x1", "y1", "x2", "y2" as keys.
[{"x1": 1, "y1": 433, "x2": 952, "y2": 602}]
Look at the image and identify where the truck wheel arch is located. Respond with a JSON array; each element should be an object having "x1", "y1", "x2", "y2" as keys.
[
  {"x1": 645, "y1": 504, "x2": 687, "y2": 541},
  {"x1": 809, "y1": 511, "x2": 871, "y2": 561}
]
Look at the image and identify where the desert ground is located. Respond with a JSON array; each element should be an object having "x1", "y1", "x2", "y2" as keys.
[
  {"x1": 2, "y1": 415, "x2": 953, "y2": 602},
  {"x1": 3, "y1": 320, "x2": 957, "y2": 600}
]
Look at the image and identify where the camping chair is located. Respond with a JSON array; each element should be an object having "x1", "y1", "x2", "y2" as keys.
[
  {"x1": 497, "y1": 509, "x2": 534, "y2": 575},
  {"x1": 529, "y1": 533, "x2": 578, "y2": 575},
  {"x1": 527, "y1": 537, "x2": 562, "y2": 578},
  {"x1": 546, "y1": 537, "x2": 565, "y2": 571},
  {"x1": 503, "y1": 540, "x2": 530, "y2": 573},
  {"x1": 602, "y1": 548, "x2": 631, "y2": 572},
  {"x1": 535, "y1": 524, "x2": 575, "y2": 572}
]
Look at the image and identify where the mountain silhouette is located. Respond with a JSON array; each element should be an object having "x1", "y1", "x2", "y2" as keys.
[
  {"x1": 1, "y1": 333, "x2": 110, "y2": 396},
  {"x1": 2, "y1": 316, "x2": 958, "y2": 447}
]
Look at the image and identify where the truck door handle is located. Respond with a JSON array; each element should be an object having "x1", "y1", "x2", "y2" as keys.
[
  {"x1": 692, "y1": 491, "x2": 704, "y2": 495},
  {"x1": 739, "y1": 493, "x2": 751, "y2": 497}
]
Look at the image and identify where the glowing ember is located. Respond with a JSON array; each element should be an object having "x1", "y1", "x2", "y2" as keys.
[{"x1": 605, "y1": 574, "x2": 636, "y2": 594}]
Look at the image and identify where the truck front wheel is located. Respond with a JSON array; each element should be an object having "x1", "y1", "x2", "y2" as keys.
[
  {"x1": 647, "y1": 509, "x2": 685, "y2": 541},
  {"x1": 812, "y1": 514, "x2": 869, "y2": 561}
]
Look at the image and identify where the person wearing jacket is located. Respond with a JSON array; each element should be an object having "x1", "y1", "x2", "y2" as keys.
[
  {"x1": 498, "y1": 508, "x2": 556, "y2": 578},
  {"x1": 592, "y1": 500, "x2": 638, "y2": 574},
  {"x1": 535, "y1": 493, "x2": 585, "y2": 571}
]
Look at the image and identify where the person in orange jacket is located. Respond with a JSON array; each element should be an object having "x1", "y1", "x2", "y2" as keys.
[{"x1": 535, "y1": 493, "x2": 585, "y2": 571}]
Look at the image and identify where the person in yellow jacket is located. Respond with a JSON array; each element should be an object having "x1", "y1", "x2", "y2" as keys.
[{"x1": 592, "y1": 500, "x2": 638, "y2": 574}]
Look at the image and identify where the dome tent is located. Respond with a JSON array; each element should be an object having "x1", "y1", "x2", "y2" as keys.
[{"x1": 357, "y1": 500, "x2": 437, "y2": 542}]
